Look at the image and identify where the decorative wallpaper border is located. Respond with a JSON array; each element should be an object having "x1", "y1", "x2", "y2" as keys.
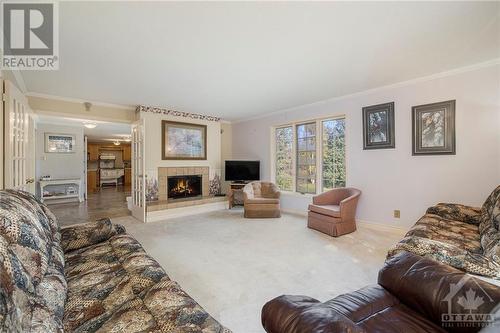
[{"x1": 137, "y1": 105, "x2": 220, "y2": 122}]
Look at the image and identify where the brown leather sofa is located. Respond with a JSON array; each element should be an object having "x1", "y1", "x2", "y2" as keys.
[
  {"x1": 308, "y1": 187, "x2": 361, "y2": 236},
  {"x1": 243, "y1": 181, "x2": 281, "y2": 218},
  {"x1": 262, "y1": 251, "x2": 500, "y2": 333}
]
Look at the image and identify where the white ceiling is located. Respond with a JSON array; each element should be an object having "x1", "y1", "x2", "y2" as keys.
[
  {"x1": 37, "y1": 115, "x2": 131, "y2": 142},
  {"x1": 20, "y1": 1, "x2": 500, "y2": 121}
]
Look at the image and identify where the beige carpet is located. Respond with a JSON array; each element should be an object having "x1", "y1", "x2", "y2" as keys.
[{"x1": 113, "y1": 209, "x2": 405, "y2": 333}]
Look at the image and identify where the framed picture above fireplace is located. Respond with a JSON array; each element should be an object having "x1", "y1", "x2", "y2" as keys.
[{"x1": 161, "y1": 120, "x2": 207, "y2": 160}]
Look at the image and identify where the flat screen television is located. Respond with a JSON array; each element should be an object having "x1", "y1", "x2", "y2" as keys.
[{"x1": 225, "y1": 160, "x2": 260, "y2": 182}]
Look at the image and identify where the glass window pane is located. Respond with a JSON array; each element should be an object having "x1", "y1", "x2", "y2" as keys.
[
  {"x1": 297, "y1": 138, "x2": 307, "y2": 151},
  {"x1": 307, "y1": 178, "x2": 316, "y2": 193},
  {"x1": 296, "y1": 122, "x2": 316, "y2": 194},
  {"x1": 297, "y1": 125, "x2": 306, "y2": 139},
  {"x1": 275, "y1": 126, "x2": 293, "y2": 191},
  {"x1": 306, "y1": 123, "x2": 316, "y2": 136},
  {"x1": 306, "y1": 137, "x2": 316, "y2": 150},
  {"x1": 297, "y1": 152, "x2": 307, "y2": 165},
  {"x1": 297, "y1": 178, "x2": 307, "y2": 193},
  {"x1": 322, "y1": 118, "x2": 346, "y2": 191}
]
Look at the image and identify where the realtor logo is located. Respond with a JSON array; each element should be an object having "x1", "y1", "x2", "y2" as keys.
[
  {"x1": 442, "y1": 275, "x2": 495, "y2": 329},
  {"x1": 1, "y1": 1, "x2": 59, "y2": 69}
]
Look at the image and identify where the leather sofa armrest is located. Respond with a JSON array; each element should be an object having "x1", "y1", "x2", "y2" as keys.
[
  {"x1": 426, "y1": 203, "x2": 481, "y2": 225},
  {"x1": 262, "y1": 295, "x2": 364, "y2": 333},
  {"x1": 61, "y1": 218, "x2": 126, "y2": 253},
  {"x1": 379, "y1": 251, "x2": 500, "y2": 333}
]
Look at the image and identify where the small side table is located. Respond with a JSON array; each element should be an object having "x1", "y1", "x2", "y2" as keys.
[
  {"x1": 39, "y1": 178, "x2": 84, "y2": 203},
  {"x1": 228, "y1": 183, "x2": 246, "y2": 209}
]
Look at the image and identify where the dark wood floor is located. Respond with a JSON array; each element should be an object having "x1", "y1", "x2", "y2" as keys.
[{"x1": 48, "y1": 185, "x2": 131, "y2": 227}]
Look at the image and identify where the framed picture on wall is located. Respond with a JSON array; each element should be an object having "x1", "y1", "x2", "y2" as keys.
[
  {"x1": 362, "y1": 102, "x2": 395, "y2": 149},
  {"x1": 412, "y1": 100, "x2": 456, "y2": 155},
  {"x1": 161, "y1": 120, "x2": 207, "y2": 160},
  {"x1": 45, "y1": 133, "x2": 76, "y2": 153}
]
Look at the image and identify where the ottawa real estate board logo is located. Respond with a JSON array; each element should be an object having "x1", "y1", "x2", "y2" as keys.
[
  {"x1": 441, "y1": 275, "x2": 497, "y2": 329},
  {"x1": 1, "y1": 1, "x2": 59, "y2": 70}
]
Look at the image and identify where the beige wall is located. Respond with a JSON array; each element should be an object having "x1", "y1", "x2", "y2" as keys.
[
  {"x1": 35, "y1": 123, "x2": 85, "y2": 196},
  {"x1": 28, "y1": 95, "x2": 136, "y2": 123},
  {"x1": 232, "y1": 63, "x2": 500, "y2": 227},
  {"x1": 140, "y1": 111, "x2": 222, "y2": 191}
]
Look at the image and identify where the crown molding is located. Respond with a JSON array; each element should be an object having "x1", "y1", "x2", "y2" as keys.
[
  {"x1": 233, "y1": 58, "x2": 500, "y2": 124},
  {"x1": 26, "y1": 92, "x2": 135, "y2": 110},
  {"x1": 12, "y1": 70, "x2": 28, "y2": 93}
]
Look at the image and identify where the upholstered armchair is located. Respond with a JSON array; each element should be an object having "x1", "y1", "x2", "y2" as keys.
[
  {"x1": 243, "y1": 181, "x2": 281, "y2": 218},
  {"x1": 308, "y1": 187, "x2": 361, "y2": 236}
]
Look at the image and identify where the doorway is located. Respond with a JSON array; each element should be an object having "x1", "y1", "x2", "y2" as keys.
[{"x1": 34, "y1": 115, "x2": 132, "y2": 226}]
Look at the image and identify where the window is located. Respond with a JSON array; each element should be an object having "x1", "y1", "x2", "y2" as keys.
[
  {"x1": 322, "y1": 118, "x2": 346, "y2": 190},
  {"x1": 273, "y1": 116, "x2": 346, "y2": 194},
  {"x1": 275, "y1": 126, "x2": 293, "y2": 191},
  {"x1": 296, "y1": 123, "x2": 316, "y2": 194}
]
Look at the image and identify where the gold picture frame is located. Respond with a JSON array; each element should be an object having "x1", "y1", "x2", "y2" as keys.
[{"x1": 161, "y1": 120, "x2": 207, "y2": 160}]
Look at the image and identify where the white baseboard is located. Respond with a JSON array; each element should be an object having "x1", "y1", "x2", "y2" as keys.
[
  {"x1": 281, "y1": 208, "x2": 407, "y2": 234},
  {"x1": 281, "y1": 208, "x2": 308, "y2": 217},
  {"x1": 356, "y1": 219, "x2": 407, "y2": 234},
  {"x1": 147, "y1": 201, "x2": 228, "y2": 222}
]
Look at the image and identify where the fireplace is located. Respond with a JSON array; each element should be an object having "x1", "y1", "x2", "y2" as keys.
[{"x1": 167, "y1": 175, "x2": 202, "y2": 200}]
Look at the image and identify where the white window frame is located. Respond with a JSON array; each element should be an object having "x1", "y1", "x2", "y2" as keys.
[{"x1": 271, "y1": 114, "x2": 346, "y2": 195}]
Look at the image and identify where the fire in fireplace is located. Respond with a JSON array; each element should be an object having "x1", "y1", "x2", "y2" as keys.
[{"x1": 167, "y1": 175, "x2": 202, "y2": 200}]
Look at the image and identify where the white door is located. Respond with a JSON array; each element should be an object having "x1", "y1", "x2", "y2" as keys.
[
  {"x1": 84, "y1": 136, "x2": 88, "y2": 200},
  {"x1": 131, "y1": 119, "x2": 146, "y2": 222},
  {"x1": 3, "y1": 80, "x2": 35, "y2": 192}
]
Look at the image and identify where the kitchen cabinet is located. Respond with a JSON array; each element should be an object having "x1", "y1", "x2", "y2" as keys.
[
  {"x1": 123, "y1": 144, "x2": 131, "y2": 161},
  {"x1": 124, "y1": 168, "x2": 131, "y2": 186},
  {"x1": 88, "y1": 144, "x2": 99, "y2": 161},
  {"x1": 87, "y1": 170, "x2": 98, "y2": 193}
]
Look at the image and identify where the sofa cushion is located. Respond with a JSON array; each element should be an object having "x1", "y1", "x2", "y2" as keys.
[
  {"x1": 63, "y1": 233, "x2": 229, "y2": 332},
  {"x1": 61, "y1": 218, "x2": 125, "y2": 252},
  {"x1": 308, "y1": 204, "x2": 341, "y2": 218},
  {"x1": 405, "y1": 213, "x2": 481, "y2": 253},
  {"x1": 262, "y1": 295, "x2": 363, "y2": 333},
  {"x1": 0, "y1": 190, "x2": 66, "y2": 332},
  {"x1": 479, "y1": 185, "x2": 500, "y2": 232},
  {"x1": 388, "y1": 236, "x2": 500, "y2": 278},
  {"x1": 261, "y1": 288, "x2": 444, "y2": 333},
  {"x1": 426, "y1": 203, "x2": 481, "y2": 225},
  {"x1": 478, "y1": 185, "x2": 500, "y2": 266},
  {"x1": 142, "y1": 277, "x2": 230, "y2": 332},
  {"x1": 246, "y1": 198, "x2": 280, "y2": 205}
]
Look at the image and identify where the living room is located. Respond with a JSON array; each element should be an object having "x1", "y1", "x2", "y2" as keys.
[{"x1": 0, "y1": 1, "x2": 499, "y2": 333}]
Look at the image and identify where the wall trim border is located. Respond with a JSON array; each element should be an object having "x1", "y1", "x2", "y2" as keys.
[{"x1": 137, "y1": 105, "x2": 221, "y2": 122}]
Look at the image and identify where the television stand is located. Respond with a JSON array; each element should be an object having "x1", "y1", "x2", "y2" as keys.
[{"x1": 228, "y1": 182, "x2": 246, "y2": 209}]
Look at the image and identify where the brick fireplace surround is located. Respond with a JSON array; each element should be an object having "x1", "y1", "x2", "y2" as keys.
[{"x1": 146, "y1": 166, "x2": 226, "y2": 219}]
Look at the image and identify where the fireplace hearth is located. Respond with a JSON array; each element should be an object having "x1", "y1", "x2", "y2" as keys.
[{"x1": 168, "y1": 175, "x2": 202, "y2": 200}]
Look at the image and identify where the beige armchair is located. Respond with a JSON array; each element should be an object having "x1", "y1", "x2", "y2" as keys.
[
  {"x1": 243, "y1": 181, "x2": 281, "y2": 218},
  {"x1": 308, "y1": 187, "x2": 361, "y2": 236}
]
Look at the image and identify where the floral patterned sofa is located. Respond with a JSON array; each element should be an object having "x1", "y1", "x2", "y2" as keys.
[
  {"x1": 0, "y1": 189, "x2": 230, "y2": 332},
  {"x1": 388, "y1": 185, "x2": 500, "y2": 279}
]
